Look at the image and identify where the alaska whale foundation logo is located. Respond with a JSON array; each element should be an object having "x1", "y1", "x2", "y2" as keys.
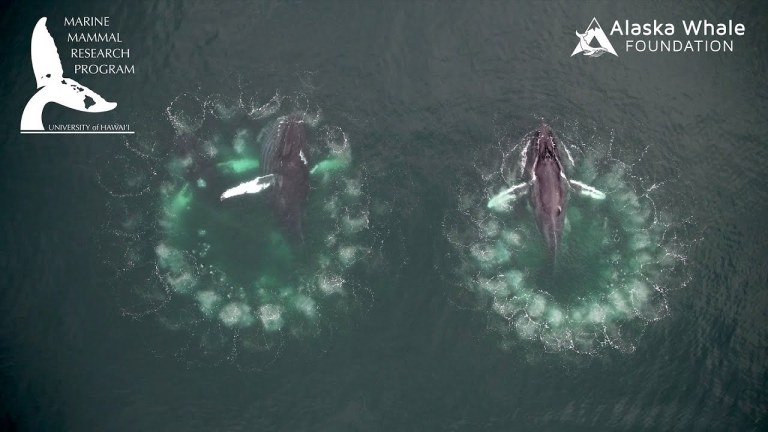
[
  {"x1": 571, "y1": 16, "x2": 746, "y2": 58},
  {"x1": 571, "y1": 18, "x2": 618, "y2": 58},
  {"x1": 20, "y1": 17, "x2": 134, "y2": 134}
]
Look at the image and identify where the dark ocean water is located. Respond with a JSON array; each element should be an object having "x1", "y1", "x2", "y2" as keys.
[{"x1": 1, "y1": 1, "x2": 767, "y2": 430}]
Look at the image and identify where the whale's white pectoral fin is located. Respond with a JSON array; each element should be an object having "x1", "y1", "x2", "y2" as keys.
[
  {"x1": 569, "y1": 180, "x2": 606, "y2": 200},
  {"x1": 220, "y1": 174, "x2": 275, "y2": 201},
  {"x1": 487, "y1": 182, "x2": 529, "y2": 211},
  {"x1": 31, "y1": 18, "x2": 63, "y2": 88}
]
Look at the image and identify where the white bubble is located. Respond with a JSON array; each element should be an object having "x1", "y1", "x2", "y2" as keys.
[
  {"x1": 258, "y1": 304, "x2": 283, "y2": 331},
  {"x1": 479, "y1": 277, "x2": 509, "y2": 297},
  {"x1": 571, "y1": 309, "x2": 584, "y2": 322},
  {"x1": 155, "y1": 243, "x2": 174, "y2": 261},
  {"x1": 541, "y1": 328, "x2": 575, "y2": 352},
  {"x1": 588, "y1": 304, "x2": 606, "y2": 323},
  {"x1": 324, "y1": 197, "x2": 340, "y2": 217},
  {"x1": 528, "y1": 295, "x2": 547, "y2": 318},
  {"x1": 324, "y1": 233, "x2": 338, "y2": 247},
  {"x1": 629, "y1": 252, "x2": 653, "y2": 271},
  {"x1": 493, "y1": 242, "x2": 511, "y2": 264},
  {"x1": 470, "y1": 243, "x2": 495, "y2": 266},
  {"x1": 202, "y1": 140, "x2": 219, "y2": 157},
  {"x1": 166, "y1": 271, "x2": 197, "y2": 293},
  {"x1": 516, "y1": 316, "x2": 539, "y2": 340},
  {"x1": 344, "y1": 178, "x2": 362, "y2": 197},
  {"x1": 481, "y1": 219, "x2": 500, "y2": 237},
  {"x1": 318, "y1": 274, "x2": 344, "y2": 295},
  {"x1": 457, "y1": 194, "x2": 474, "y2": 211},
  {"x1": 609, "y1": 290, "x2": 631, "y2": 316},
  {"x1": 505, "y1": 270, "x2": 524, "y2": 287},
  {"x1": 658, "y1": 251, "x2": 680, "y2": 268},
  {"x1": 610, "y1": 252, "x2": 621, "y2": 264},
  {"x1": 219, "y1": 302, "x2": 253, "y2": 328},
  {"x1": 175, "y1": 155, "x2": 194, "y2": 171},
  {"x1": 317, "y1": 255, "x2": 333, "y2": 271},
  {"x1": 492, "y1": 299, "x2": 517, "y2": 318},
  {"x1": 501, "y1": 230, "x2": 522, "y2": 247},
  {"x1": 572, "y1": 329, "x2": 597, "y2": 353},
  {"x1": 338, "y1": 245, "x2": 361, "y2": 267},
  {"x1": 166, "y1": 94, "x2": 204, "y2": 134},
  {"x1": 232, "y1": 129, "x2": 250, "y2": 154},
  {"x1": 630, "y1": 280, "x2": 650, "y2": 306},
  {"x1": 196, "y1": 290, "x2": 220, "y2": 315},
  {"x1": 547, "y1": 307, "x2": 565, "y2": 326},
  {"x1": 342, "y1": 213, "x2": 369, "y2": 234},
  {"x1": 631, "y1": 233, "x2": 651, "y2": 251},
  {"x1": 248, "y1": 93, "x2": 281, "y2": 119},
  {"x1": 294, "y1": 295, "x2": 317, "y2": 318},
  {"x1": 324, "y1": 126, "x2": 350, "y2": 155},
  {"x1": 625, "y1": 192, "x2": 640, "y2": 210}
]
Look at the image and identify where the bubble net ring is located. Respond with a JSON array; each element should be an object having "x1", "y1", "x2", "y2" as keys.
[
  {"x1": 101, "y1": 91, "x2": 373, "y2": 363},
  {"x1": 446, "y1": 128, "x2": 690, "y2": 354}
]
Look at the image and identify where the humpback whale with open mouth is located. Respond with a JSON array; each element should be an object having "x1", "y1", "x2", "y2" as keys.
[
  {"x1": 488, "y1": 124, "x2": 606, "y2": 258},
  {"x1": 21, "y1": 18, "x2": 117, "y2": 131},
  {"x1": 220, "y1": 116, "x2": 311, "y2": 242}
]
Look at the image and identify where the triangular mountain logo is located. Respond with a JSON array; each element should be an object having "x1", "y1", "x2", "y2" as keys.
[{"x1": 571, "y1": 18, "x2": 618, "y2": 58}]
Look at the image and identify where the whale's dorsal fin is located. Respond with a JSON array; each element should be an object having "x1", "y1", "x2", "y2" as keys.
[{"x1": 31, "y1": 18, "x2": 63, "y2": 88}]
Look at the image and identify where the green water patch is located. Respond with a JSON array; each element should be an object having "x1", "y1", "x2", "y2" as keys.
[{"x1": 216, "y1": 158, "x2": 260, "y2": 175}]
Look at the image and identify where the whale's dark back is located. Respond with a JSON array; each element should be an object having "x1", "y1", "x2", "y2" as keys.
[
  {"x1": 262, "y1": 116, "x2": 310, "y2": 242},
  {"x1": 527, "y1": 125, "x2": 568, "y2": 258}
]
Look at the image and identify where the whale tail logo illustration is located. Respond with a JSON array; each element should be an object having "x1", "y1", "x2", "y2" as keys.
[
  {"x1": 20, "y1": 17, "x2": 117, "y2": 131},
  {"x1": 571, "y1": 18, "x2": 618, "y2": 58}
]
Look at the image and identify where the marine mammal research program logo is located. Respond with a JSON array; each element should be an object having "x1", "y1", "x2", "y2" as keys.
[
  {"x1": 571, "y1": 17, "x2": 746, "y2": 59},
  {"x1": 20, "y1": 17, "x2": 134, "y2": 134}
]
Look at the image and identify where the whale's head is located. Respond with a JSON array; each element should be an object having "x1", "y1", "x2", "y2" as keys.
[{"x1": 533, "y1": 124, "x2": 560, "y2": 162}]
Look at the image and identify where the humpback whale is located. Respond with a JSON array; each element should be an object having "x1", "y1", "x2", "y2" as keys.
[
  {"x1": 488, "y1": 124, "x2": 606, "y2": 257},
  {"x1": 21, "y1": 18, "x2": 117, "y2": 131},
  {"x1": 221, "y1": 116, "x2": 310, "y2": 242}
]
